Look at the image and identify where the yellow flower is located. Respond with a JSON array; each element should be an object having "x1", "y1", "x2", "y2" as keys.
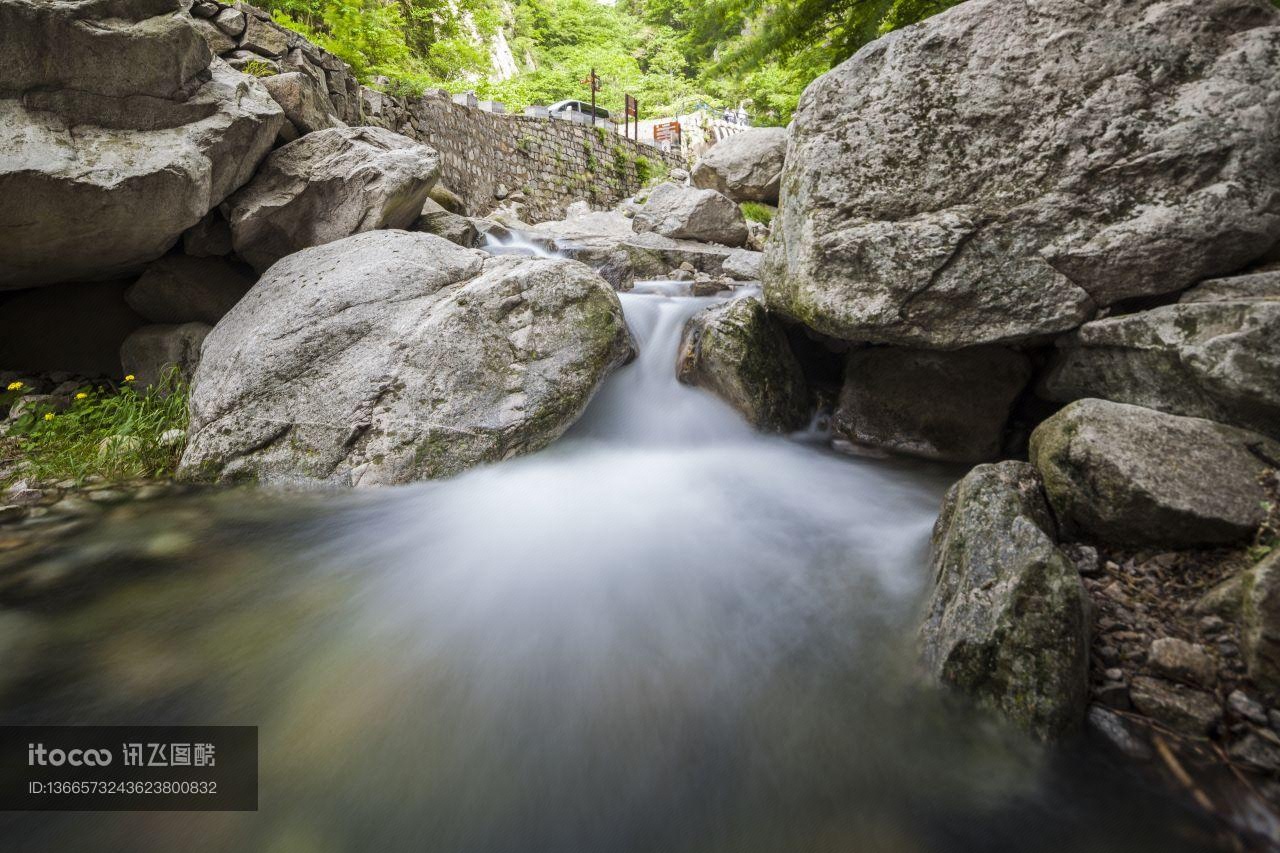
[
  {"x1": 43, "y1": 412, "x2": 54, "y2": 422},
  {"x1": 75, "y1": 392, "x2": 88, "y2": 400},
  {"x1": 5, "y1": 381, "x2": 22, "y2": 391},
  {"x1": 124, "y1": 374, "x2": 136, "y2": 382}
]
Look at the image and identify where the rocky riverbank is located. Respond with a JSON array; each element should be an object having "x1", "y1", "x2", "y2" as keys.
[{"x1": 3, "y1": 0, "x2": 1280, "y2": 847}]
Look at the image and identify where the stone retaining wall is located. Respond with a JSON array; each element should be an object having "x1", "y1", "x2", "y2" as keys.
[{"x1": 202, "y1": 1, "x2": 686, "y2": 222}]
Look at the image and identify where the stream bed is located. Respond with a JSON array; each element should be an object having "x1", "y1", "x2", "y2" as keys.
[{"x1": 0, "y1": 284, "x2": 1218, "y2": 851}]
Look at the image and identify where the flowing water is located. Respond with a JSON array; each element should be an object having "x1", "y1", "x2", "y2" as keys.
[{"x1": 0, "y1": 277, "x2": 1218, "y2": 851}]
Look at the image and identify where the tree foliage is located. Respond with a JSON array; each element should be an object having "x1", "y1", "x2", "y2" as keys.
[{"x1": 258, "y1": 0, "x2": 965, "y2": 124}]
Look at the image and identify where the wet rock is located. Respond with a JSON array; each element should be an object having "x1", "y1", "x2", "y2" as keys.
[
  {"x1": 677, "y1": 296, "x2": 811, "y2": 432},
  {"x1": 763, "y1": 0, "x2": 1280, "y2": 348},
  {"x1": 180, "y1": 231, "x2": 633, "y2": 486},
  {"x1": 1129, "y1": 676, "x2": 1221, "y2": 735},
  {"x1": 1087, "y1": 705, "x2": 1152, "y2": 761},
  {"x1": 429, "y1": 184, "x2": 466, "y2": 215},
  {"x1": 0, "y1": 0, "x2": 283, "y2": 289},
  {"x1": 833, "y1": 346, "x2": 1030, "y2": 463},
  {"x1": 1062, "y1": 543, "x2": 1101, "y2": 577},
  {"x1": 920, "y1": 461, "x2": 1089, "y2": 739},
  {"x1": 1029, "y1": 399, "x2": 1280, "y2": 547},
  {"x1": 125, "y1": 255, "x2": 254, "y2": 325},
  {"x1": 1040, "y1": 298, "x2": 1280, "y2": 440},
  {"x1": 633, "y1": 184, "x2": 749, "y2": 247},
  {"x1": 119, "y1": 323, "x2": 212, "y2": 387},
  {"x1": 224, "y1": 126, "x2": 440, "y2": 272},
  {"x1": 1147, "y1": 637, "x2": 1216, "y2": 689},
  {"x1": 690, "y1": 127, "x2": 788, "y2": 204},
  {"x1": 1228, "y1": 732, "x2": 1280, "y2": 773}
]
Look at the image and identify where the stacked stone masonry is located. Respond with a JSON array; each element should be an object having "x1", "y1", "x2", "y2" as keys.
[{"x1": 208, "y1": 1, "x2": 687, "y2": 222}]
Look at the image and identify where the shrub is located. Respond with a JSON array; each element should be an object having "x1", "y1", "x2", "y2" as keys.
[{"x1": 4, "y1": 369, "x2": 190, "y2": 486}]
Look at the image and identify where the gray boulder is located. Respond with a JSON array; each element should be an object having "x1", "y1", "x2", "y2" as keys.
[
  {"x1": 120, "y1": 323, "x2": 212, "y2": 387},
  {"x1": 834, "y1": 346, "x2": 1030, "y2": 463},
  {"x1": 1180, "y1": 269, "x2": 1280, "y2": 304},
  {"x1": 677, "y1": 296, "x2": 811, "y2": 432},
  {"x1": 721, "y1": 249, "x2": 764, "y2": 282},
  {"x1": 261, "y1": 71, "x2": 345, "y2": 138},
  {"x1": 920, "y1": 461, "x2": 1089, "y2": 739},
  {"x1": 413, "y1": 199, "x2": 479, "y2": 248},
  {"x1": 764, "y1": 0, "x2": 1280, "y2": 348},
  {"x1": 224, "y1": 126, "x2": 440, "y2": 272},
  {"x1": 179, "y1": 231, "x2": 632, "y2": 486},
  {"x1": 633, "y1": 184, "x2": 749, "y2": 247},
  {"x1": 1041, "y1": 296, "x2": 1280, "y2": 440},
  {"x1": 0, "y1": 0, "x2": 283, "y2": 289},
  {"x1": 125, "y1": 255, "x2": 254, "y2": 325},
  {"x1": 690, "y1": 127, "x2": 788, "y2": 204},
  {"x1": 1029, "y1": 399, "x2": 1280, "y2": 547}
]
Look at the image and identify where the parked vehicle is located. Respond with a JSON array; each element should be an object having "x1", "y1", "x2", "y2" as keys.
[{"x1": 547, "y1": 99, "x2": 610, "y2": 121}]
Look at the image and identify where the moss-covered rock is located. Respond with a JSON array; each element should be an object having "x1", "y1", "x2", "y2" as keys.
[
  {"x1": 1029, "y1": 399, "x2": 1280, "y2": 547},
  {"x1": 676, "y1": 296, "x2": 811, "y2": 432},
  {"x1": 919, "y1": 461, "x2": 1089, "y2": 739}
]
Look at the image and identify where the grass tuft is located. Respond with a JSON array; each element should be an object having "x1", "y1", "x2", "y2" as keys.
[
  {"x1": 740, "y1": 202, "x2": 777, "y2": 226},
  {"x1": 2, "y1": 368, "x2": 189, "y2": 487}
]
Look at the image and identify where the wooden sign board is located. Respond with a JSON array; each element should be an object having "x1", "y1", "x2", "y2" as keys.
[{"x1": 654, "y1": 121, "x2": 681, "y2": 143}]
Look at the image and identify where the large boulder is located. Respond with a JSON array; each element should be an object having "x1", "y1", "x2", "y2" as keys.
[
  {"x1": 179, "y1": 231, "x2": 632, "y2": 486},
  {"x1": 125, "y1": 255, "x2": 254, "y2": 325},
  {"x1": 1029, "y1": 399, "x2": 1280, "y2": 547},
  {"x1": 224, "y1": 126, "x2": 440, "y2": 272},
  {"x1": 120, "y1": 322, "x2": 212, "y2": 387},
  {"x1": 1041, "y1": 288, "x2": 1280, "y2": 440},
  {"x1": 834, "y1": 346, "x2": 1030, "y2": 462},
  {"x1": 690, "y1": 127, "x2": 788, "y2": 204},
  {"x1": 920, "y1": 461, "x2": 1089, "y2": 739},
  {"x1": 764, "y1": 0, "x2": 1280, "y2": 348},
  {"x1": 632, "y1": 184, "x2": 749, "y2": 247},
  {"x1": 676, "y1": 296, "x2": 811, "y2": 432},
  {"x1": 0, "y1": 1, "x2": 283, "y2": 288}
]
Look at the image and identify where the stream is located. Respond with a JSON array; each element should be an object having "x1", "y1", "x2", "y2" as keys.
[{"x1": 0, "y1": 274, "x2": 1217, "y2": 851}]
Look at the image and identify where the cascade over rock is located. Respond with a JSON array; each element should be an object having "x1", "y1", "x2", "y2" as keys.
[
  {"x1": 0, "y1": 0, "x2": 284, "y2": 289},
  {"x1": 764, "y1": 0, "x2": 1280, "y2": 349},
  {"x1": 179, "y1": 231, "x2": 633, "y2": 487},
  {"x1": 677, "y1": 296, "x2": 811, "y2": 432}
]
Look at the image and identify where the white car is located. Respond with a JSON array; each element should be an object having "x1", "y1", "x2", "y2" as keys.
[{"x1": 547, "y1": 99, "x2": 610, "y2": 121}]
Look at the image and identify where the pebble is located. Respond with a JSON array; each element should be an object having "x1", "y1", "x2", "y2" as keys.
[
  {"x1": 1087, "y1": 705, "x2": 1152, "y2": 761},
  {"x1": 1104, "y1": 668, "x2": 1124, "y2": 681},
  {"x1": 1228, "y1": 690, "x2": 1269, "y2": 725},
  {"x1": 84, "y1": 489, "x2": 128, "y2": 504},
  {"x1": 1199, "y1": 615, "x2": 1226, "y2": 635},
  {"x1": 1129, "y1": 676, "x2": 1221, "y2": 735},
  {"x1": 1147, "y1": 637, "x2": 1217, "y2": 688}
]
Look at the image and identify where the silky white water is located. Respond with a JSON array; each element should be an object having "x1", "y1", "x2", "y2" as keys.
[{"x1": 0, "y1": 284, "x2": 1210, "y2": 852}]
